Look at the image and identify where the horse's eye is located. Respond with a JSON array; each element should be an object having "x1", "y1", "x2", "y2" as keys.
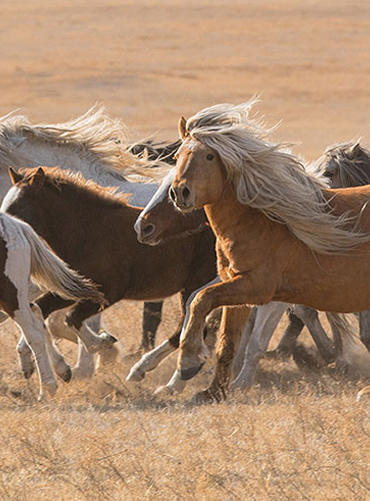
[
  {"x1": 206, "y1": 153, "x2": 214, "y2": 161},
  {"x1": 323, "y1": 171, "x2": 333, "y2": 178}
]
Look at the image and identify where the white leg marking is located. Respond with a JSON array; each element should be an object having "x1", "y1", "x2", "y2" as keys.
[
  {"x1": 126, "y1": 340, "x2": 176, "y2": 382},
  {"x1": 72, "y1": 339, "x2": 96, "y2": 379},
  {"x1": 154, "y1": 369, "x2": 187, "y2": 395},
  {"x1": 231, "y1": 302, "x2": 287, "y2": 390}
]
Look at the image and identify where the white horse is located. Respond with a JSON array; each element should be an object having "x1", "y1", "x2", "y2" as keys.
[
  {"x1": 0, "y1": 106, "x2": 167, "y2": 378},
  {"x1": 0, "y1": 212, "x2": 103, "y2": 400}
]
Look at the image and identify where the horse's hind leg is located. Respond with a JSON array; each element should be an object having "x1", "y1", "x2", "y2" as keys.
[
  {"x1": 30, "y1": 303, "x2": 72, "y2": 383},
  {"x1": 266, "y1": 311, "x2": 304, "y2": 359},
  {"x1": 141, "y1": 301, "x2": 164, "y2": 351},
  {"x1": 293, "y1": 305, "x2": 336, "y2": 363},
  {"x1": 359, "y1": 310, "x2": 370, "y2": 354},
  {"x1": 64, "y1": 300, "x2": 117, "y2": 353},
  {"x1": 17, "y1": 335, "x2": 35, "y2": 379}
]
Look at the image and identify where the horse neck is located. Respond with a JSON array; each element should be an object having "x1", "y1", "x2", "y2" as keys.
[
  {"x1": 13, "y1": 139, "x2": 158, "y2": 206},
  {"x1": 204, "y1": 182, "x2": 269, "y2": 240}
]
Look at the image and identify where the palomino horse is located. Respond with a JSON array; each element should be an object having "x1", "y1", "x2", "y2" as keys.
[
  {"x1": 0, "y1": 212, "x2": 103, "y2": 400},
  {"x1": 2, "y1": 167, "x2": 217, "y2": 376},
  {"x1": 132, "y1": 155, "x2": 369, "y2": 398},
  {"x1": 170, "y1": 100, "x2": 370, "y2": 400},
  {"x1": 0, "y1": 107, "x2": 177, "y2": 377}
]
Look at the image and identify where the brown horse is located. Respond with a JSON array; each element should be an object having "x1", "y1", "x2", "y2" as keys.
[
  {"x1": 170, "y1": 100, "x2": 370, "y2": 399},
  {"x1": 2, "y1": 166, "x2": 217, "y2": 370}
]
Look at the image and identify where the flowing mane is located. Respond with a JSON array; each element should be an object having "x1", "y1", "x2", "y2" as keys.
[
  {"x1": 19, "y1": 166, "x2": 130, "y2": 209},
  {"x1": 0, "y1": 105, "x2": 166, "y2": 179},
  {"x1": 317, "y1": 141, "x2": 370, "y2": 187},
  {"x1": 184, "y1": 99, "x2": 370, "y2": 254}
]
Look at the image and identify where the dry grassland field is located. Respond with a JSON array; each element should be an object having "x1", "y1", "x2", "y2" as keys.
[{"x1": 1, "y1": 1, "x2": 370, "y2": 500}]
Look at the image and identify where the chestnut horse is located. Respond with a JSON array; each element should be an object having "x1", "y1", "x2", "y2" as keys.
[
  {"x1": 133, "y1": 162, "x2": 365, "y2": 399},
  {"x1": 2, "y1": 166, "x2": 217, "y2": 373},
  {"x1": 0, "y1": 212, "x2": 103, "y2": 399},
  {"x1": 170, "y1": 100, "x2": 370, "y2": 400}
]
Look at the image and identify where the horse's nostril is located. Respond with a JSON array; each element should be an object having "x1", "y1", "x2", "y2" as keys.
[
  {"x1": 182, "y1": 186, "x2": 190, "y2": 200},
  {"x1": 169, "y1": 187, "x2": 177, "y2": 202},
  {"x1": 142, "y1": 223, "x2": 155, "y2": 238}
]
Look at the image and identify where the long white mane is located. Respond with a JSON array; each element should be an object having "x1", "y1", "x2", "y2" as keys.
[
  {"x1": 184, "y1": 99, "x2": 370, "y2": 255},
  {"x1": 0, "y1": 105, "x2": 142, "y2": 174}
]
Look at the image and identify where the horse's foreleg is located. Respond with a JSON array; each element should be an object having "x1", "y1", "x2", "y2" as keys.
[
  {"x1": 14, "y1": 305, "x2": 57, "y2": 400},
  {"x1": 230, "y1": 302, "x2": 287, "y2": 391},
  {"x1": 232, "y1": 307, "x2": 257, "y2": 378},
  {"x1": 191, "y1": 306, "x2": 250, "y2": 403},
  {"x1": 141, "y1": 301, "x2": 164, "y2": 351},
  {"x1": 126, "y1": 325, "x2": 181, "y2": 382},
  {"x1": 154, "y1": 308, "x2": 221, "y2": 395},
  {"x1": 178, "y1": 274, "x2": 273, "y2": 380}
]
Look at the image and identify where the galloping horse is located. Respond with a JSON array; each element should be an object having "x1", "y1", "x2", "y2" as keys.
[
  {"x1": 170, "y1": 99, "x2": 370, "y2": 400},
  {"x1": 0, "y1": 107, "x2": 178, "y2": 378},
  {"x1": 132, "y1": 145, "x2": 370, "y2": 399},
  {"x1": 2, "y1": 166, "x2": 216, "y2": 377},
  {"x1": 0, "y1": 212, "x2": 103, "y2": 400}
]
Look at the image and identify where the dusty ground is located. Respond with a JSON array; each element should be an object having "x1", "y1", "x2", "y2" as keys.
[{"x1": 1, "y1": 1, "x2": 370, "y2": 500}]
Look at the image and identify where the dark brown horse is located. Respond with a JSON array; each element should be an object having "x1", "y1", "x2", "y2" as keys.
[{"x1": 3, "y1": 166, "x2": 217, "y2": 371}]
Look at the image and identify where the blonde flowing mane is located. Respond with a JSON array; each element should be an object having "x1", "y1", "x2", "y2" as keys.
[{"x1": 184, "y1": 99, "x2": 369, "y2": 254}]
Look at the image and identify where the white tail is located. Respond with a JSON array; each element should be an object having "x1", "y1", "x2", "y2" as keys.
[
  {"x1": 9, "y1": 215, "x2": 105, "y2": 305},
  {"x1": 326, "y1": 312, "x2": 370, "y2": 377}
]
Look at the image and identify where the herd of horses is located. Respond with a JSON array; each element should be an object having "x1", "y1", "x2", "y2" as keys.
[{"x1": 1, "y1": 100, "x2": 370, "y2": 402}]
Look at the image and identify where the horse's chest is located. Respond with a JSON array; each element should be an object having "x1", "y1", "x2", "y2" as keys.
[{"x1": 216, "y1": 237, "x2": 245, "y2": 278}]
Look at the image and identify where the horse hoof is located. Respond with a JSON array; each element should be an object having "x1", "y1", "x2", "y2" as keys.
[
  {"x1": 100, "y1": 333, "x2": 118, "y2": 345},
  {"x1": 190, "y1": 389, "x2": 221, "y2": 405},
  {"x1": 22, "y1": 366, "x2": 35, "y2": 379},
  {"x1": 62, "y1": 367, "x2": 72, "y2": 383},
  {"x1": 126, "y1": 367, "x2": 145, "y2": 382},
  {"x1": 154, "y1": 384, "x2": 176, "y2": 396},
  {"x1": 179, "y1": 362, "x2": 205, "y2": 380}
]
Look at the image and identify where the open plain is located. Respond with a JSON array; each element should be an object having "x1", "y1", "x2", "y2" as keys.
[{"x1": 1, "y1": 1, "x2": 370, "y2": 499}]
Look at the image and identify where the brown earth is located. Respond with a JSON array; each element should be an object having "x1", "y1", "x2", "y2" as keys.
[{"x1": 1, "y1": 1, "x2": 370, "y2": 500}]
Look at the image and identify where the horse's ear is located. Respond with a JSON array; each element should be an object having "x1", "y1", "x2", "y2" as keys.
[
  {"x1": 349, "y1": 142, "x2": 361, "y2": 157},
  {"x1": 30, "y1": 167, "x2": 45, "y2": 188},
  {"x1": 8, "y1": 167, "x2": 24, "y2": 185},
  {"x1": 178, "y1": 116, "x2": 188, "y2": 141}
]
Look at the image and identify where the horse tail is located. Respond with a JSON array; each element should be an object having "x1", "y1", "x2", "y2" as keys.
[
  {"x1": 19, "y1": 219, "x2": 105, "y2": 305},
  {"x1": 326, "y1": 312, "x2": 370, "y2": 377}
]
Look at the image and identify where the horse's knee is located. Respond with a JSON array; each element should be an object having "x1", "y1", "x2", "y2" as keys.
[{"x1": 293, "y1": 305, "x2": 318, "y2": 322}]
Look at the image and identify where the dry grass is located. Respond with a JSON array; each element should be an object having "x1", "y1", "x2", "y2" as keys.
[
  {"x1": 1, "y1": 0, "x2": 370, "y2": 499},
  {"x1": 1, "y1": 298, "x2": 370, "y2": 501}
]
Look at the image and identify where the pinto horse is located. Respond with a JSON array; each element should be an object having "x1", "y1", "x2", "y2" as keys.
[
  {"x1": 0, "y1": 212, "x2": 103, "y2": 399},
  {"x1": 2, "y1": 166, "x2": 217, "y2": 372},
  {"x1": 0, "y1": 106, "x2": 178, "y2": 361},
  {"x1": 170, "y1": 100, "x2": 370, "y2": 399}
]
